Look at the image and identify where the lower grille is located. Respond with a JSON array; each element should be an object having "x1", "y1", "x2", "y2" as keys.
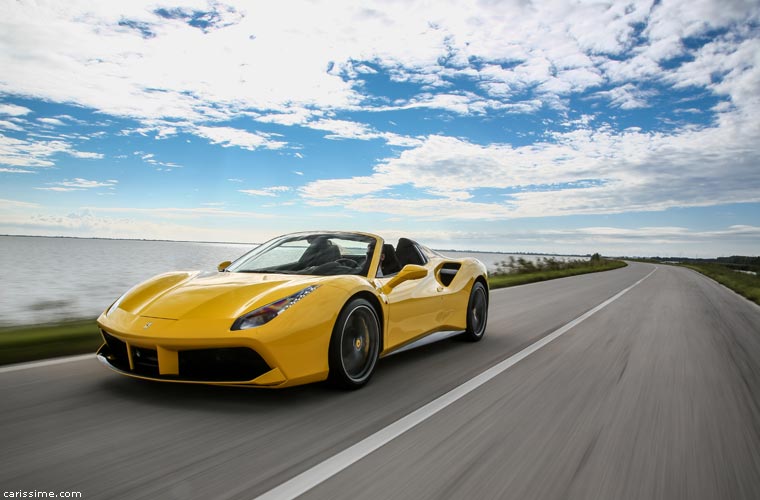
[
  {"x1": 179, "y1": 348, "x2": 270, "y2": 382},
  {"x1": 98, "y1": 332, "x2": 271, "y2": 383},
  {"x1": 132, "y1": 346, "x2": 159, "y2": 377}
]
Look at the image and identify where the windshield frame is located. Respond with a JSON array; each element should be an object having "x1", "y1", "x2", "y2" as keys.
[{"x1": 226, "y1": 231, "x2": 383, "y2": 278}]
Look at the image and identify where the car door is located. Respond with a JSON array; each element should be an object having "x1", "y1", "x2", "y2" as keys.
[{"x1": 379, "y1": 268, "x2": 443, "y2": 352}]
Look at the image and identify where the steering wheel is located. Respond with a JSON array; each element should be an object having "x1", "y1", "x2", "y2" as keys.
[{"x1": 336, "y1": 258, "x2": 358, "y2": 268}]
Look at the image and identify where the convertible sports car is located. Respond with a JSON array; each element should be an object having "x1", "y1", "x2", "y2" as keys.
[{"x1": 97, "y1": 231, "x2": 488, "y2": 389}]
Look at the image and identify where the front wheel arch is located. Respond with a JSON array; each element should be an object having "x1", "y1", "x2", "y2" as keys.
[
  {"x1": 349, "y1": 291, "x2": 385, "y2": 354},
  {"x1": 327, "y1": 296, "x2": 381, "y2": 389}
]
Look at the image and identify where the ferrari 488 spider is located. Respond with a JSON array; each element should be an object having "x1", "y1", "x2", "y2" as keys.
[{"x1": 97, "y1": 231, "x2": 488, "y2": 389}]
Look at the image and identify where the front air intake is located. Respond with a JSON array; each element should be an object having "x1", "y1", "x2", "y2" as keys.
[{"x1": 178, "y1": 347, "x2": 270, "y2": 382}]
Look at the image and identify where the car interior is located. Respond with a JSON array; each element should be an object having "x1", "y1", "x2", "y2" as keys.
[
  {"x1": 236, "y1": 235, "x2": 432, "y2": 278},
  {"x1": 379, "y1": 238, "x2": 428, "y2": 277}
]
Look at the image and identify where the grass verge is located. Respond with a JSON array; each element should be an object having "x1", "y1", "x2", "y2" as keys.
[
  {"x1": 488, "y1": 259, "x2": 628, "y2": 289},
  {"x1": 0, "y1": 319, "x2": 102, "y2": 366},
  {"x1": 679, "y1": 263, "x2": 760, "y2": 306}
]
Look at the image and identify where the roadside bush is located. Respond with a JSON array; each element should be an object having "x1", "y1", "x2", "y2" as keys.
[{"x1": 494, "y1": 253, "x2": 610, "y2": 276}]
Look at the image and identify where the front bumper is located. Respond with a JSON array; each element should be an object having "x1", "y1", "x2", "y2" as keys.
[
  {"x1": 96, "y1": 311, "x2": 337, "y2": 388},
  {"x1": 97, "y1": 332, "x2": 275, "y2": 385}
]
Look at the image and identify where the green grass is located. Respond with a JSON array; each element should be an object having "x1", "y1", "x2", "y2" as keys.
[
  {"x1": 0, "y1": 319, "x2": 102, "y2": 366},
  {"x1": 488, "y1": 259, "x2": 627, "y2": 289},
  {"x1": 680, "y1": 263, "x2": 760, "y2": 306}
]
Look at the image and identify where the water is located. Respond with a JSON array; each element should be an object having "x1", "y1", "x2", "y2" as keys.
[
  {"x1": 0, "y1": 236, "x2": 252, "y2": 326},
  {"x1": 0, "y1": 236, "x2": 568, "y2": 326}
]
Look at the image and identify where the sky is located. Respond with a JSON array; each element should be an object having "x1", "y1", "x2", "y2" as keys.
[{"x1": 1, "y1": 0, "x2": 759, "y2": 257}]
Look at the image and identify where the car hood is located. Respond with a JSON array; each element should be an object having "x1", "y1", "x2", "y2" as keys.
[{"x1": 114, "y1": 271, "x2": 328, "y2": 320}]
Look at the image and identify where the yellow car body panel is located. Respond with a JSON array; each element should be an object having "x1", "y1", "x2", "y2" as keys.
[
  {"x1": 376, "y1": 257, "x2": 485, "y2": 354},
  {"x1": 96, "y1": 232, "x2": 488, "y2": 388}
]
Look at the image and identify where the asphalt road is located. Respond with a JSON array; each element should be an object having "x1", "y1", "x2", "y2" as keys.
[{"x1": 2, "y1": 262, "x2": 760, "y2": 499}]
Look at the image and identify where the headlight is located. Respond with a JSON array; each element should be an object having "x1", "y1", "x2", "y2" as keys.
[{"x1": 231, "y1": 285, "x2": 319, "y2": 330}]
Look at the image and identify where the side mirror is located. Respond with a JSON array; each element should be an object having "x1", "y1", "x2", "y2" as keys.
[
  {"x1": 217, "y1": 261, "x2": 232, "y2": 272},
  {"x1": 381, "y1": 264, "x2": 427, "y2": 294}
]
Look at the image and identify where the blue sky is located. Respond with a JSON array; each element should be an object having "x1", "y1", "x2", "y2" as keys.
[{"x1": 1, "y1": 0, "x2": 759, "y2": 257}]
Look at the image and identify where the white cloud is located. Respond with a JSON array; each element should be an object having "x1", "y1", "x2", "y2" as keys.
[
  {"x1": 194, "y1": 126, "x2": 286, "y2": 150},
  {"x1": 371, "y1": 224, "x2": 760, "y2": 257},
  {"x1": 503, "y1": 225, "x2": 760, "y2": 256},
  {"x1": 0, "y1": 198, "x2": 39, "y2": 209},
  {"x1": 38, "y1": 117, "x2": 66, "y2": 127},
  {"x1": 69, "y1": 150, "x2": 104, "y2": 159},
  {"x1": 667, "y1": 36, "x2": 760, "y2": 120},
  {"x1": 0, "y1": 0, "x2": 756, "y2": 154},
  {"x1": 239, "y1": 186, "x2": 291, "y2": 197},
  {"x1": 155, "y1": 126, "x2": 177, "y2": 139},
  {"x1": 595, "y1": 84, "x2": 656, "y2": 109},
  {"x1": 545, "y1": 225, "x2": 760, "y2": 241},
  {"x1": 0, "y1": 120, "x2": 24, "y2": 132},
  {"x1": 0, "y1": 0, "x2": 758, "y2": 232},
  {"x1": 255, "y1": 112, "x2": 423, "y2": 146},
  {"x1": 306, "y1": 119, "x2": 373, "y2": 139},
  {"x1": 303, "y1": 118, "x2": 422, "y2": 146},
  {"x1": 35, "y1": 186, "x2": 83, "y2": 192},
  {"x1": 137, "y1": 151, "x2": 182, "y2": 170},
  {"x1": 0, "y1": 134, "x2": 102, "y2": 167},
  {"x1": 36, "y1": 178, "x2": 118, "y2": 191},
  {"x1": 383, "y1": 91, "x2": 511, "y2": 116},
  {"x1": 256, "y1": 109, "x2": 318, "y2": 126},
  {"x1": 82, "y1": 205, "x2": 277, "y2": 219},
  {"x1": 300, "y1": 112, "x2": 760, "y2": 220},
  {"x1": 59, "y1": 178, "x2": 117, "y2": 189},
  {"x1": 0, "y1": 104, "x2": 32, "y2": 116},
  {"x1": 0, "y1": 167, "x2": 35, "y2": 173},
  {"x1": 0, "y1": 210, "x2": 273, "y2": 243}
]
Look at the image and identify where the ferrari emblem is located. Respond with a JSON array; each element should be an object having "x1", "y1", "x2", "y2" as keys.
[
  {"x1": 143, "y1": 322, "x2": 153, "y2": 329},
  {"x1": 355, "y1": 338, "x2": 362, "y2": 349}
]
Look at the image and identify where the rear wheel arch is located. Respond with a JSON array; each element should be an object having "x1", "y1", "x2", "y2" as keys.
[
  {"x1": 462, "y1": 278, "x2": 488, "y2": 342},
  {"x1": 474, "y1": 275, "x2": 489, "y2": 303}
]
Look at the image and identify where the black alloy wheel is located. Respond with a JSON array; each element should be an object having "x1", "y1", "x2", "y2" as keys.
[
  {"x1": 328, "y1": 297, "x2": 380, "y2": 389},
  {"x1": 462, "y1": 281, "x2": 488, "y2": 342}
]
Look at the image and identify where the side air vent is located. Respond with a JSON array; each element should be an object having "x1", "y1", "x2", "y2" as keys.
[{"x1": 437, "y1": 262, "x2": 461, "y2": 287}]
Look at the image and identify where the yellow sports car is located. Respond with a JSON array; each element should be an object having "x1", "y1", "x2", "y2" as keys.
[{"x1": 96, "y1": 231, "x2": 488, "y2": 389}]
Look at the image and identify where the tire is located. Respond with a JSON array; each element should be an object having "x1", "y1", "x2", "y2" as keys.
[
  {"x1": 328, "y1": 297, "x2": 381, "y2": 389},
  {"x1": 462, "y1": 281, "x2": 488, "y2": 342}
]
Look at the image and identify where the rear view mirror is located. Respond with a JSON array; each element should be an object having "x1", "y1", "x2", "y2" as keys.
[
  {"x1": 218, "y1": 260, "x2": 232, "y2": 272},
  {"x1": 381, "y1": 264, "x2": 427, "y2": 294}
]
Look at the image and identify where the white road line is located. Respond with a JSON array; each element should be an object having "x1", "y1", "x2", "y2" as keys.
[
  {"x1": 0, "y1": 353, "x2": 94, "y2": 374},
  {"x1": 254, "y1": 268, "x2": 656, "y2": 500}
]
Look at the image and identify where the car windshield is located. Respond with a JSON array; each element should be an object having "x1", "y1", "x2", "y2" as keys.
[{"x1": 226, "y1": 233, "x2": 377, "y2": 277}]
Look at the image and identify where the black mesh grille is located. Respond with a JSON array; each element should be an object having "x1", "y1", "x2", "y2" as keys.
[{"x1": 179, "y1": 347, "x2": 271, "y2": 382}]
